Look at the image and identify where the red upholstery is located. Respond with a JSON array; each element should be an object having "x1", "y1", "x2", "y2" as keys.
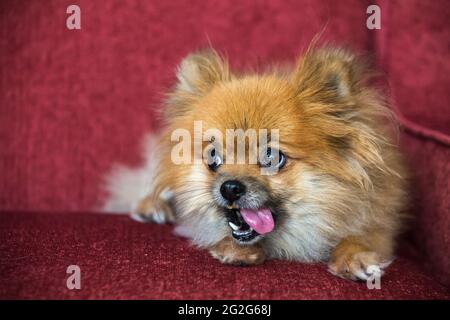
[
  {"x1": 1, "y1": 212, "x2": 448, "y2": 299},
  {"x1": 377, "y1": 0, "x2": 450, "y2": 136},
  {"x1": 375, "y1": 0, "x2": 450, "y2": 287},
  {"x1": 0, "y1": 0, "x2": 449, "y2": 298}
]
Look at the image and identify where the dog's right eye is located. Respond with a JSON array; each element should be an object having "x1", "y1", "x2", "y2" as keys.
[{"x1": 207, "y1": 148, "x2": 222, "y2": 171}]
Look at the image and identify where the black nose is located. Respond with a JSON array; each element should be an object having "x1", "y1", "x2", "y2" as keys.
[{"x1": 220, "y1": 180, "x2": 246, "y2": 202}]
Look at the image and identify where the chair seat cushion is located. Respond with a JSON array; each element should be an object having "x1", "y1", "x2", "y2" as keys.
[{"x1": 1, "y1": 211, "x2": 448, "y2": 299}]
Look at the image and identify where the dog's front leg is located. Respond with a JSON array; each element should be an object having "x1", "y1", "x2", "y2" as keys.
[
  {"x1": 131, "y1": 193, "x2": 175, "y2": 224},
  {"x1": 328, "y1": 232, "x2": 394, "y2": 281},
  {"x1": 209, "y1": 237, "x2": 266, "y2": 266}
]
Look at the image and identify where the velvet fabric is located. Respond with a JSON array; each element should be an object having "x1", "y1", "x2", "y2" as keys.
[{"x1": 0, "y1": 0, "x2": 449, "y2": 298}]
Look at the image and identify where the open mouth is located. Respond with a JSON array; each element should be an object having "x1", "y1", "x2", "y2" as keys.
[{"x1": 225, "y1": 207, "x2": 275, "y2": 243}]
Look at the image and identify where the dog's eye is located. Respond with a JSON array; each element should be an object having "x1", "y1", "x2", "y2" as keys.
[
  {"x1": 259, "y1": 148, "x2": 286, "y2": 169},
  {"x1": 207, "y1": 148, "x2": 222, "y2": 171}
]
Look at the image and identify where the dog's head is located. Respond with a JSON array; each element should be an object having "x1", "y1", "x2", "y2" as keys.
[{"x1": 165, "y1": 49, "x2": 394, "y2": 247}]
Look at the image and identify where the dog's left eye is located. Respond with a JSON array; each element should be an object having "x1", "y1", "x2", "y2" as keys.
[
  {"x1": 207, "y1": 148, "x2": 222, "y2": 171},
  {"x1": 259, "y1": 148, "x2": 286, "y2": 169}
]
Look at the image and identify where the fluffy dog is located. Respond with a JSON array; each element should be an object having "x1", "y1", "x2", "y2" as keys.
[{"x1": 104, "y1": 47, "x2": 408, "y2": 281}]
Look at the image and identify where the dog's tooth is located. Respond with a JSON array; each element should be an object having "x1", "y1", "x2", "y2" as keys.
[{"x1": 228, "y1": 222, "x2": 239, "y2": 231}]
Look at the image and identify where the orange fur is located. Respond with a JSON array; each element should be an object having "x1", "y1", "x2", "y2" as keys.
[
  {"x1": 210, "y1": 237, "x2": 266, "y2": 266},
  {"x1": 108, "y1": 47, "x2": 409, "y2": 281}
]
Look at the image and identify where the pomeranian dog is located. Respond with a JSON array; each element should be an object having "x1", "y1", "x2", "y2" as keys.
[{"x1": 104, "y1": 47, "x2": 408, "y2": 281}]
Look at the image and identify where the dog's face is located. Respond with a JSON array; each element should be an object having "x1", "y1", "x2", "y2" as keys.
[
  {"x1": 195, "y1": 76, "x2": 306, "y2": 244},
  {"x1": 166, "y1": 50, "x2": 392, "y2": 249}
]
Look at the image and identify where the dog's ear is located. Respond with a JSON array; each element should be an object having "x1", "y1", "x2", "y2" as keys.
[
  {"x1": 292, "y1": 48, "x2": 365, "y2": 103},
  {"x1": 175, "y1": 49, "x2": 231, "y2": 95},
  {"x1": 165, "y1": 49, "x2": 231, "y2": 118},
  {"x1": 292, "y1": 48, "x2": 396, "y2": 189}
]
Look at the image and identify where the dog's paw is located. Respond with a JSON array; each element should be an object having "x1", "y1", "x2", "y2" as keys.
[
  {"x1": 328, "y1": 251, "x2": 392, "y2": 281},
  {"x1": 209, "y1": 240, "x2": 266, "y2": 266},
  {"x1": 131, "y1": 196, "x2": 174, "y2": 224},
  {"x1": 210, "y1": 249, "x2": 266, "y2": 266}
]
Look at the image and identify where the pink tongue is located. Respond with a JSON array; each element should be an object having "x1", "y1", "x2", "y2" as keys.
[{"x1": 240, "y1": 208, "x2": 274, "y2": 235}]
